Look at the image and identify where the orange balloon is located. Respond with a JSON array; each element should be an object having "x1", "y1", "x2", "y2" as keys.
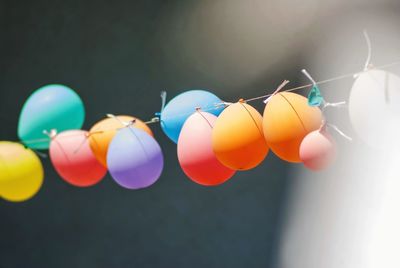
[
  {"x1": 88, "y1": 115, "x2": 153, "y2": 167},
  {"x1": 263, "y1": 92, "x2": 322, "y2": 163},
  {"x1": 212, "y1": 102, "x2": 269, "y2": 170}
]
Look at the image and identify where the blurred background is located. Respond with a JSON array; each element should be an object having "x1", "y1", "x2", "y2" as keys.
[{"x1": 1, "y1": 0, "x2": 400, "y2": 267}]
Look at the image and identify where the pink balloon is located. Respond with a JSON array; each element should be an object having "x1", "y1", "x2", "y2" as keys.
[
  {"x1": 49, "y1": 130, "x2": 107, "y2": 187},
  {"x1": 177, "y1": 111, "x2": 235, "y2": 186},
  {"x1": 299, "y1": 129, "x2": 336, "y2": 171}
]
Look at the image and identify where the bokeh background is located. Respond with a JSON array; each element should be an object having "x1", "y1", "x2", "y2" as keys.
[{"x1": 1, "y1": 0, "x2": 400, "y2": 267}]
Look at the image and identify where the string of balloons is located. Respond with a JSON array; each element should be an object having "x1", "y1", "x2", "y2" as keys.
[{"x1": 1, "y1": 31, "x2": 400, "y2": 203}]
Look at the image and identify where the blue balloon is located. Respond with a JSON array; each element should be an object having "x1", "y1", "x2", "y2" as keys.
[
  {"x1": 18, "y1": 84, "x2": 85, "y2": 149},
  {"x1": 107, "y1": 127, "x2": 164, "y2": 190},
  {"x1": 160, "y1": 90, "x2": 224, "y2": 143}
]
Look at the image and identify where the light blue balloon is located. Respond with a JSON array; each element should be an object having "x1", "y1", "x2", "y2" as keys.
[
  {"x1": 160, "y1": 90, "x2": 224, "y2": 143},
  {"x1": 18, "y1": 84, "x2": 85, "y2": 149}
]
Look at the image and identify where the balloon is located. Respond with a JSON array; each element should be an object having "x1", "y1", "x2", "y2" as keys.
[
  {"x1": 88, "y1": 115, "x2": 153, "y2": 167},
  {"x1": 308, "y1": 85, "x2": 324, "y2": 107},
  {"x1": 263, "y1": 92, "x2": 322, "y2": 163},
  {"x1": 299, "y1": 128, "x2": 336, "y2": 171},
  {"x1": 0, "y1": 141, "x2": 44, "y2": 202},
  {"x1": 18, "y1": 84, "x2": 85, "y2": 149},
  {"x1": 49, "y1": 130, "x2": 107, "y2": 187},
  {"x1": 349, "y1": 70, "x2": 400, "y2": 149},
  {"x1": 212, "y1": 102, "x2": 269, "y2": 170},
  {"x1": 178, "y1": 111, "x2": 235, "y2": 186},
  {"x1": 107, "y1": 127, "x2": 164, "y2": 189},
  {"x1": 160, "y1": 90, "x2": 224, "y2": 143}
]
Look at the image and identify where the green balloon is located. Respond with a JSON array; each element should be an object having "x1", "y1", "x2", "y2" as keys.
[{"x1": 18, "y1": 84, "x2": 85, "y2": 149}]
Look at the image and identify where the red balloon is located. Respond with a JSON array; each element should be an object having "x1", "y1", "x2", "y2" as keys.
[
  {"x1": 49, "y1": 130, "x2": 107, "y2": 187},
  {"x1": 299, "y1": 129, "x2": 336, "y2": 171},
  {"x1": 178, "y1": 111, "x2": 235, "y2": 186}
]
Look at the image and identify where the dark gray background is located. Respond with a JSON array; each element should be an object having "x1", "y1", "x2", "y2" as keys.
[{"x1": 1, "y1": 1, "x2": 399, "y2": 267}]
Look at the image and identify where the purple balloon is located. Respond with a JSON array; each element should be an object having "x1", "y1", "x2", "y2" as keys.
[{"x1": 107, "y1": 127, "x2": 164, "y2": 189}]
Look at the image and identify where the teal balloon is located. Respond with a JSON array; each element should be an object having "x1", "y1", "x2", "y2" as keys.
[
  {"x1": 308, "y1": 85, "x2": 324, "y2": 107},
  {"x1": 18, "y1": 84, "x2": 85, "y2": 149},
  {"x1": 160, "y1": 90, "x2": 224, "y2": 143}
]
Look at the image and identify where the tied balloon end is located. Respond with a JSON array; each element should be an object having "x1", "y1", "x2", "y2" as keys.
[
  {"x1": 152, "y1": 91, "x2": 167, "y2": 125},
  {"x1": 43, "y1": 129, "x2": 57, "y2": 139},
  {"x1": 327, "y1": 123, "x2": 353, "y2": 141},
  {"x1": 160, "y1": 91, "x2": 167, "y2": 112},
  {"x1": 363, "y1": 29, "x2": 372, "y2": 72},
  {"x1": 263, "y1": 80, "x2": 290, "y2": 104},
  {"x1": 215, "y1": 101, "x2": 233, "y2": 108},
  {"x1": 302, "y1": 69, "x2": 317, "y2": 85},
  {"x1": 323, "y1": 101, "x2": 347, "y2": 109},
  {"x1": 144, "y1": 112, "x2": 161, "y2": 125},
  {"x1": 319, "y1": 120, "x2": 328, "y2": 132},
  {"x1": 107, "y1": 113, "x2": 131, "y2": 127},
  {"x1": 302, "y1": 69, "x2": 325, "y2": 107},
  {"x1": 144, "y1": 117, "x2": 160, "y2": 125}
]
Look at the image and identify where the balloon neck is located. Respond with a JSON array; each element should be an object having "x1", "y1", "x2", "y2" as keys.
[
  {"x1": 145, "y1": 117, "x2": 160, "y2": 125},
  {"x1": 238, "y1": 98, "x2": 245, "y2": 103},
  {"x1": 319, "y1": 120, "x2": 327, "y2": 132}
]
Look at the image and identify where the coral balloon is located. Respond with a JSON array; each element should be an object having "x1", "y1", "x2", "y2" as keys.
[
  {"x1": 349, "y1": 70, "x2": 400, "y2": 149},
  {"x1": 178, "y1": 111, "x2": 235, "y2": 186},
  {"x1": 107, "y1": 127, "x2": 164, "y2": 189},
  {"x1": 18, "y1": 84, "x2": 85, "y2": 149},
  {"x1": 161, "y1": 90, "x2": 224, "y2": 143},
  {"x1": 263, "y1": 92, "x2": 322, "y2": 163},
  {"x1": 0, "y1": 142, "x2": 44, "y2": 202},
  {"x1": 212, "y1": 102, "x2": 269, "y2": 170},
  {"x1": 88, "y1": 115, "x2": 152, "y2": 167},
  {"x1": 49, "y1": 130, "x2": 107, "y2": 187},
  {"x1": 300, "y1": 128, "x2": 336, "y2": 171}
]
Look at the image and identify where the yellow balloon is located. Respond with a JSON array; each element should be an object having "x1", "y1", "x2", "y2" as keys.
[{"x1": 0, "y1": 141, "x2": 44, "y2": 202}]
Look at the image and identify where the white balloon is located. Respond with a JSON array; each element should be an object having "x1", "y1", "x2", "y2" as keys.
[{"x1": 349, "y1": 69, "x2": 400, "y2": 149}]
